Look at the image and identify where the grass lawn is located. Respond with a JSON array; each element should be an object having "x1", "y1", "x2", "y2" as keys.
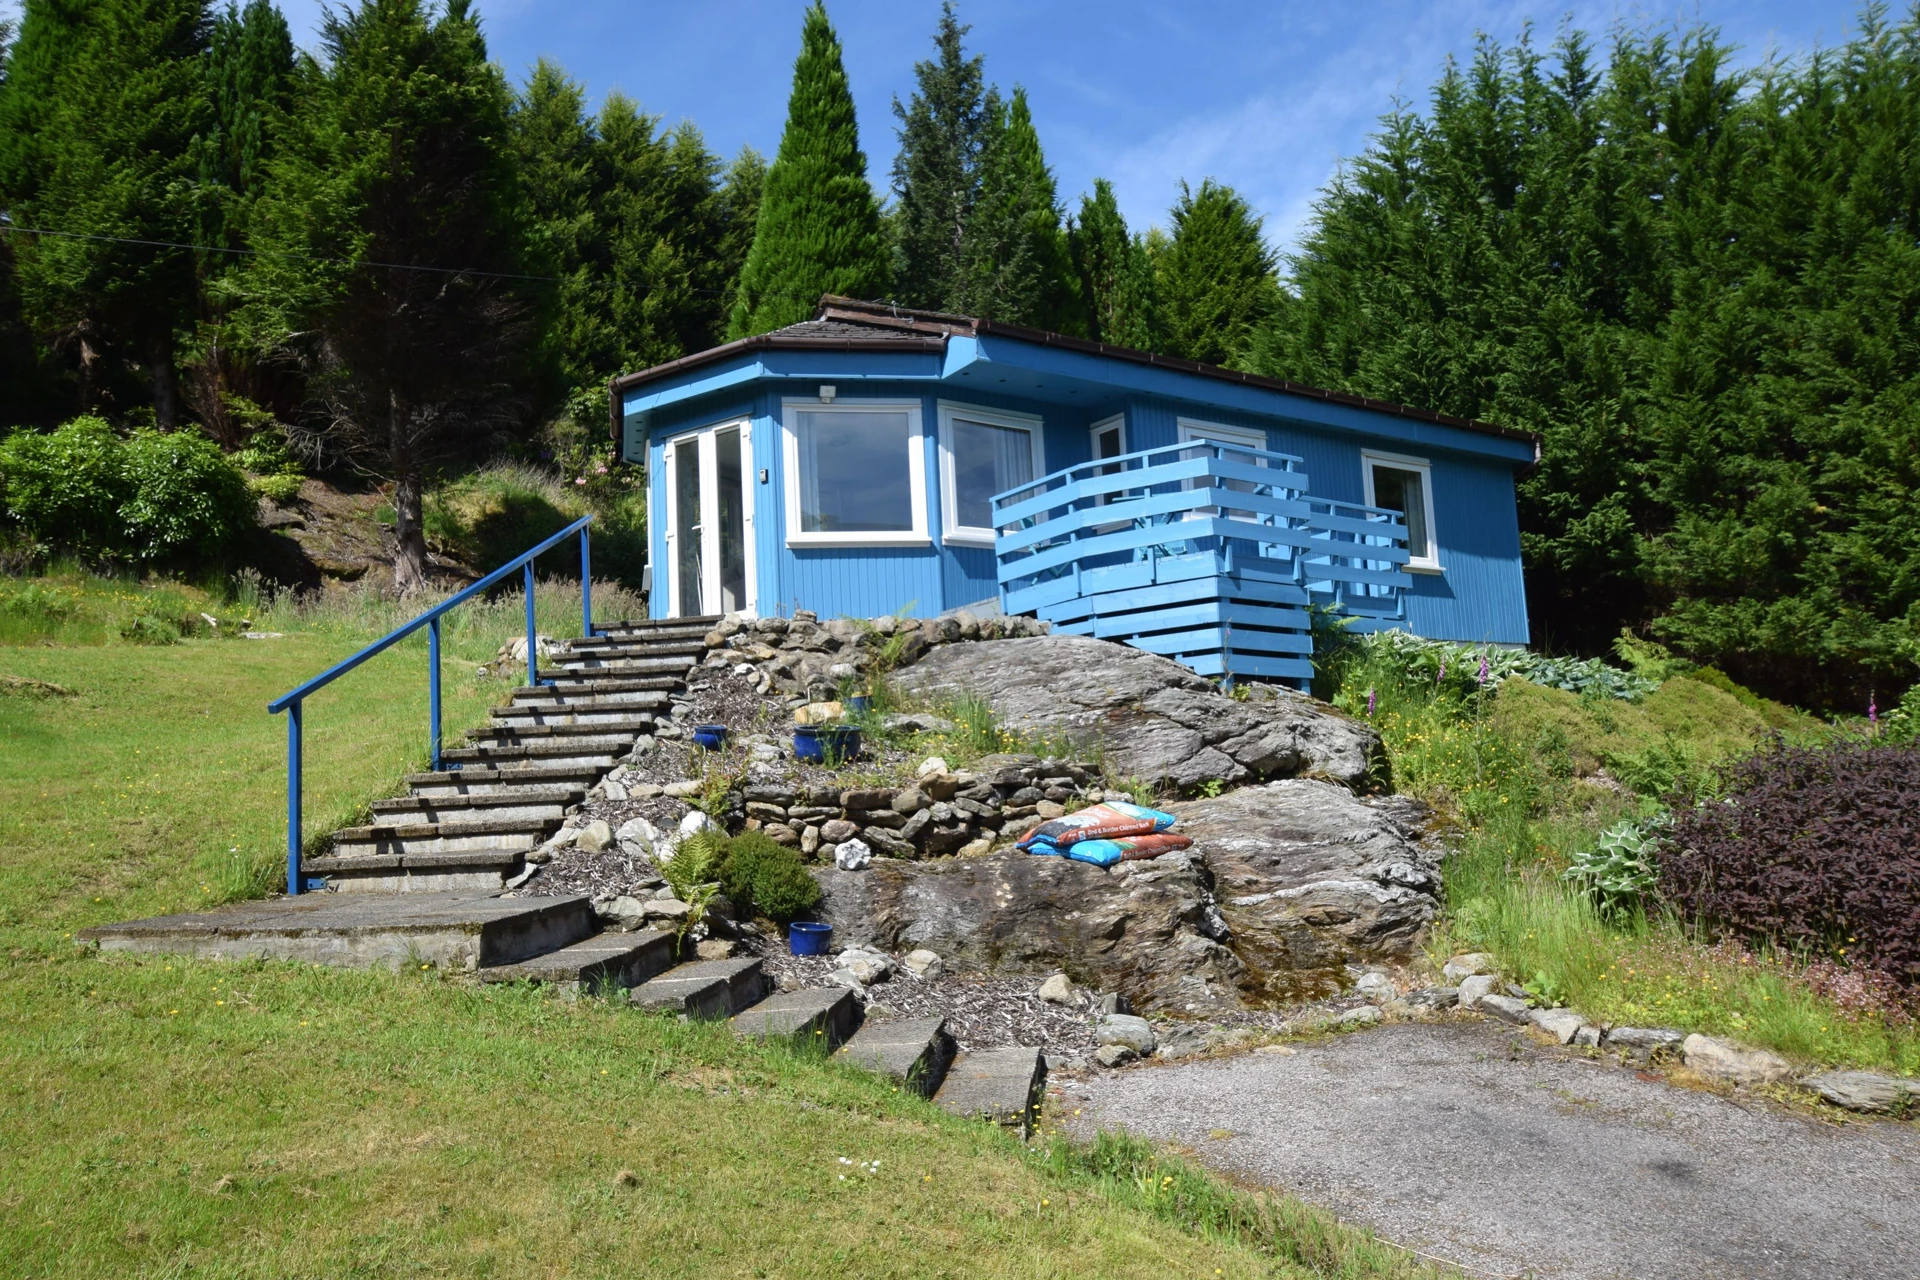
[{"x1": 0, "y1": 577, "x2": 1444, "y2": 1279}]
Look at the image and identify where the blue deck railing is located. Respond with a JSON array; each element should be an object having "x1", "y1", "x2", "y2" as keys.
[
  {"x1": 991, "y1": 441, "x2": 1410, "y2": 684},
  {"x1": 267, "y1": 516, "x2": 599, "y2": 896}
]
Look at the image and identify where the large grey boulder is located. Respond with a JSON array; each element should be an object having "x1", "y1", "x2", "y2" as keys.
[
  {"x1": 809, "y1": 779, "x2": 1440, "y2": 1012},
  {"x1": 891, "y1": 635, "x2": 1384, "y2": 791},
  {"x1": 810, "y1": 849, "x2": 1245, "y2": 1014},
  {"x1": 1170, "y1": 781, "x2": 1441, "y2": 999}
]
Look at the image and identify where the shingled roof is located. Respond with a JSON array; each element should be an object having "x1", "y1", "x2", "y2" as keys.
[{"x1": 610, "y1": 296, "x2": 1535, "y2": 447}]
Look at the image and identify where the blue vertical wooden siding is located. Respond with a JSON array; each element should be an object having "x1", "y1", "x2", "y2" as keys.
[{"x1": 630, "y1": 371, "x2": 1530, "y2": 644}]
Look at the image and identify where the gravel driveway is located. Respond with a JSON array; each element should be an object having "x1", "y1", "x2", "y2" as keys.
[{"x1": 1061, "y1": 1020, "x2": 1920, "y2": 1280}]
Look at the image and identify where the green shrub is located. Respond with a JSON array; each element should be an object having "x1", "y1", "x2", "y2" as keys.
[
  {"x1": 117, "y1": 610, "x2": 185, "y2": 645},
  {"x1": 712, "y1": 830, "x2": 822, "y2": 922},
  {"x1": 118, "y1": 429, "x2": 257, "y2": 561},
  {"x1": 247, "y1": 472, "x2": 305, "y2": 504},
  {"x1": 0, "y1": 417, "x2": 255, "y2": 564}
]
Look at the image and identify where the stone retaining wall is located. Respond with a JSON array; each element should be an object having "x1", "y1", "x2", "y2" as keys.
[{"x1": 740, "y1": 752, "x2": 1100, "y2": 861}]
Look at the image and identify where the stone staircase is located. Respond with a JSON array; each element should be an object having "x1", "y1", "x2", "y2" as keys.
[
  {"x1": 82, "y1": 610, "x2": 1050, "y2": 1132},
  {"x1": 304, "y1": 617, "x2": 716, "y2": 893}
]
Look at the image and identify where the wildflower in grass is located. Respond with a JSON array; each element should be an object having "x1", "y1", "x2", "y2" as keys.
[{"x1": 1365, "y1": 688, "x2": 1376, "y2": 718}]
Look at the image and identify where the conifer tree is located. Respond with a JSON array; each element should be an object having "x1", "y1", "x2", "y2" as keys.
[
  {"x1": 0, "y1": 0, "x2": 211, "y2": 427},
  {"x1": 1069, "y1": 178, "x2": 1159, "y2": 349},
  {"x1": 713, "y1": 146, "x2": 766, "y2": 324},
  {"x1": 191, "y1": 0, "x2": 295, "y2": 443},
  {"x1": 1155, "y1": 179, "x2": 1279, "y2": 367},
  {"x1": 727, "y1": 0, "x2": 887, "y2": 338},
  {"x1": 241, "y1": 0, "x2": 536, "y2": 593},
  {"x1": 888, "y1": 0, "x2": 991, "y2": 311},
  {"x1": 955, "y1": 88, "x2": 1079, "y2": 331}
]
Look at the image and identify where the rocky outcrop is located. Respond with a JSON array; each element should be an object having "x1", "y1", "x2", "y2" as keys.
[
  {"x1": 809, "y1": 778, "x2": 1440, "y2": 1012},
  {"x1": 1171, "y1": 781, "x2": 1442, "y2": 999},
  {"x1": 891, "y1": 635, "x2": 1384, "y2": 792},
  {"x1": 811, "y1": 850, "x2": 1247, "y2": 1015}
]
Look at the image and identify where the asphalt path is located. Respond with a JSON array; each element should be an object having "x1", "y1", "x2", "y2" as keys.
[{"x1": 1062, "y1": 1019, "x2": 1920, "y2": 1280}]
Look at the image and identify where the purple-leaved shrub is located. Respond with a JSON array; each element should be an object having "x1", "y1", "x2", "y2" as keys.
[{"x1": 1661, "y1": 738, "x2": 1920, "y2": 989}]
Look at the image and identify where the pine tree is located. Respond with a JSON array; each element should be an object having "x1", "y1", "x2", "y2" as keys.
[
  {"x1": 241, "y1": 0, "x2": 536, "y2": 593},
  {"x1": 727, "y1": 0, "x2": 887, "y2": 338},
  {"x1": 888, "y1": 0, "x2": 991, "y2": 311},
  {"x1": 1069, "y1": 178, "x2": 1159, "y2": 349},
  {"x1": 1155, "y1": 179, "x2": 1279, "y2": 367},
  {"x1": 0, "y1": 0, "x2": 211, "y2": 427},
  {"x1": 953, "y1": 87, "x2": 1079, "y2": 331}
]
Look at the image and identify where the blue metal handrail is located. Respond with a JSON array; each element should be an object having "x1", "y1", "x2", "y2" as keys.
[{"x1": 268, "y1": 515, "x2": 599, "y2": 896}]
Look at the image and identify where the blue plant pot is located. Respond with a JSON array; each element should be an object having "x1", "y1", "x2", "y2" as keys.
[
  {"x1": 848, "y1": 695, "x2": 872, "y2": 714},
  {"x1": 692, "y1": 723, "x2": 729, "y2": 751},
  {"x1": 788, "y1": 921, "x2": 832, "y2": 956},
  {"x1": 794, "y1": 724, "x2": 860, "y2": 764}
]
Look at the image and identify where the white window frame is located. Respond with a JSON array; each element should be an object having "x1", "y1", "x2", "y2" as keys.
[
  {"x1": 1089, "y1": 414, "x2": 1127, "y2": 461},
  {"x1": 937, "y1": 401, "x2": 1045, "y2": 547},
  {"x1": 780, "y1": 398, "x2": 929, "y2": 548},
  {"x1": 1361, "y1": 448, "x2": 1442, "y2": 573},
  {"x1": 1176, "y1": 417, "x2": 1268, "y2": 455},
  {"x1": 661, "y1": 418, "x2": 758, "y2": 618}
]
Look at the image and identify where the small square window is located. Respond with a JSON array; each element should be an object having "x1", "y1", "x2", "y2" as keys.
[{"x1": 1362, "y1": 451, "x2": 1440, "y2": 571}]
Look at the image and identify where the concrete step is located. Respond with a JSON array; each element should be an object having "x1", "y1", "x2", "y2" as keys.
[
  {"x1": 933, "y1": 1047, "x2": 1048, "y2": 1136},
  {"x1": 590, "y1": 616, "x2": 720, "y2": 639},
  {"x1": 629, "y1": 957, "x2": 768, "y2": 1018},
  {"x1": 561, "y1": 640, "x2": 707, "y2": 661},
  {"x1": 836, "y1": 1016, "x2": 956, "y2": 1097},
  {"x1": 497, "y1": 690, "x2": 671, "y2": 715},
  {"x1": 303, "y1": 849, "x2": 527, "y2": 893},
  {"x1": 371, "y1": 788, "x2": 582, "y2": 824},
  {"x1": 552, "y1": 655, "x2": 701, "y2": 677},
  {"x1": 511, "y1": 678, "x2": 682, "y2": 700},
  {"x1": 406, "y1": 764, "x2": 606, "y2": 796},
  {"x1": 438, "y1": 743, "x2": 619, "y2": 770},
  {"x1": 490, "y1": 708, "x2": 658, "y2": 729},
  {"x1": 467, "y1": 723, "x2": 646, "y2": 746},
  {"x1": 331, "y1": 814, "x2": 554, "y2": 854},
  {"x1": 80, "y1": 893, "x2": 595, "y2": 968},
  {"x1": 732, "y1": 986, "x2": 861, "y2": 1048},
  {"x1": 480, "y1": 927, "x2": 678, "y2": 997}
]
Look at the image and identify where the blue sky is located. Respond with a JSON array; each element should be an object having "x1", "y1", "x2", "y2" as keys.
[{"x1": 6, "y1": 0, "x2": 1871, "y2": 250}]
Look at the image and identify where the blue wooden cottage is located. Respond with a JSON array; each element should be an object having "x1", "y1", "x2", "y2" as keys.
[{"x1": 611, "y1": 297, "x2": 1538, "y2": 685}]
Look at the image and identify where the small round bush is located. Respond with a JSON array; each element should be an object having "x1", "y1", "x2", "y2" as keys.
[
  {"x1": 119, "y1": 429, "x2": 257, "y2": 561},
  {"x1": 1661, "y1": 738, "x2": 1920, "y2": 987},
  {"x1": 716, "y1": 830, "x2": 822, "y2": 923},
  {"x1": 0, "y1": 416, "x2": 129, "y2": 557}
]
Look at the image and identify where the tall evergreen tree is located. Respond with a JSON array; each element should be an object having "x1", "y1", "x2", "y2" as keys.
[
  {"x1": 241, "y1": 0, "x2": 537, "y2": 593},
  {"x1": 888, "y1": 0, "x2": 991, "y2": 311},
  {"x1": 713, "y1": 146, "x2": 766, "y2": 325},
  {"x1": 1069, "y1": 178, "x2": 1159, "y2": 349},
  {"x1": 727, "y1": 0, "x2": 887, "y2": 338},
  {"x1": 0, "y1": 0, "x2": 211, "y2": 427},
  {"x1": 954, "y1": 87, "x2": 1080, "y2": 331},
  {"x1": 1155, "y1": 178, "x2": 1279, "y2": 366},
  {"x1": 191, "y1": 0, "x2": 295, "y2": 444}
]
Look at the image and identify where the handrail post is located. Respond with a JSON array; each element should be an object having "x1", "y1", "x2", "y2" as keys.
[
  {"x1": 286, "y1": 700, "x2": 303, "y2": 896},
  {"x1": 428, "y1": 617, "x2": 442, "y2": 771},
  {"x1": 580, "y1": 527, "x2": 593, "y2": 637},
  {"x1": 524, "y1": 562, "x2": 538, "y2": 686}
]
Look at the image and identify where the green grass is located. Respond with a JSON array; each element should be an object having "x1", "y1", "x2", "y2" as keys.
[
  {"x1": 0, "y1": 575, "x2": 1448, "y2": 1279},
  {"x1": 1330, "y1": 635, "x2": 1917, "y2": 1075}
]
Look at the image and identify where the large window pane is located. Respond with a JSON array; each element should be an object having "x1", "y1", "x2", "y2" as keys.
[
  {"x1": 796, "y1": 410, "x2": 912, "y2": 533},
  {"x1": 1370, "y1": 464, "x2": 1429, "y2": 560},
  {"x1": 951, "y1": 418, "x2": 1034, "y2": 531}
]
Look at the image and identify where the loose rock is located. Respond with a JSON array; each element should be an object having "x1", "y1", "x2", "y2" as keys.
[
  {"x1": 1036, "y1": 973, "x2": 1079, "y2": 1006},
  {"x1": 1337, "y1": 1006, "x2": 1383, "y2": 1028},
  {"x1": 1443, "y1": 952, "x2": 1498, "y2": 984},
  {"x1": 1096, "y1": 1043, "x2": 1138, "y2": 1068},
  {"x1": 902, "y1": 949, "x2": 944, "y2": 980},
  {"x1": 1683, "y1": 1034, "x2": 1794, "y2": 1087},
  {"x1": 1097, "y1": 1014, "x2": 1158, "y2": 1056},
  {"x1": 834, "y1": 839, "x2": 872, "y2": 871},
  {"x1": 1527, "y1": 1008, "x2": 1588, "y2": 1045},
  {"x1": 1457, "y1": 974, "x2": 1502, "y2": 1009},
  {"x1": 1479, "y1": 994, "x2": 1531, "y2": 1024},
  {"x1": 1800, "y1": 1070, "x2": 1919, "y2": 1114}
]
